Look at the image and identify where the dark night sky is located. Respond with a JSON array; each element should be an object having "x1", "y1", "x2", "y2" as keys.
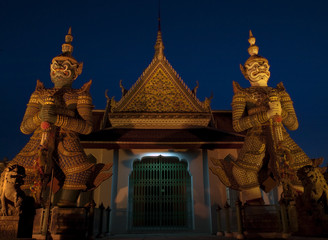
[{"x1": 0, "y1": 0, "x2": 327, "y2": 166}]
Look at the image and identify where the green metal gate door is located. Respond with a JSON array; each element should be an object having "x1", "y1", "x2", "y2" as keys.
[{"x1": 129, "y1": 156, "x2": 192, "y2": 231}]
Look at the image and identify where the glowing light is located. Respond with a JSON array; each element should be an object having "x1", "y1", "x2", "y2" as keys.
[{"x1": 139, "y1": 152, "x2": 183, "y2": 158}]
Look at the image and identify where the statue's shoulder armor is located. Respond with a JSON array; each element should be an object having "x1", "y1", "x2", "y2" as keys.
[
  {"x1": 275, "y1": 82, "x2": 286, "y2": 93},
  {"x1": 78, "y1": 80, "x2": 92, "y2": 94},
  {"x1": 29, "y1": 80, "x2": 46, "y2": 104},
  {"x1": 63, "y1": 88, "x2": 78, "y2": 106},
  {"x1": 35, "y1": 80, "x2": 45, "y2": 92},
  {"x1": 34, "y1": 80, "x2": 46, "y2": 95},
  {"x1": 77, "y1": 80, "x2": 93, "y2": 105},
  {"x1": 63, "y1": 80, "x2": 92, "y2": 105},
  {"x1": 71, "y1": 80, "x2": 92, "y2": 96},
  {"x1": 232, "y1": 81, "x2": 247, "y2": 95},
  {"x1": 275, "y1": 82, "x2": 291, "y2": 100}
]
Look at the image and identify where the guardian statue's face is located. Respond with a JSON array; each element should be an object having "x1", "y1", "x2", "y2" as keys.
[
  {"x1": 50, "y1": 59, "x2": 78, "y2": 88},
  {"x1": 245, "y1": 59, "x2": 270, "y2": 86}
]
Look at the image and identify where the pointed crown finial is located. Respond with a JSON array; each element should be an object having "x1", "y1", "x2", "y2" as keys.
[
  {"x1": 247, "y1": 30, "x2": 259, "y2": 56},
  {"x1": 62, "y1": 27, "x2": 74, "y2": 56},
  {"x1": 52, "y1": 27, "x2": 80, "y2": 66}
]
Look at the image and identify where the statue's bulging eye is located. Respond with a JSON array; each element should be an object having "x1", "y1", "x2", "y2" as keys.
[
  {"x1": 62, "y1": 64, "x2": 70, "y2": 70},
  {"x1": 63, "y1": 62, "x2": 70, "y2": 67},
  {"x1": 63, "y1": 60, "x2": 72, "y2": 65}
]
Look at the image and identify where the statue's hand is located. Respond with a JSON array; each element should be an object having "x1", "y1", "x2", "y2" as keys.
[
  {"x1": 39, "y1": 104, "x2": 57, "y2": 124},
  {"x1": 267, "y1": 101, "x2": 282, "y2": 119}
]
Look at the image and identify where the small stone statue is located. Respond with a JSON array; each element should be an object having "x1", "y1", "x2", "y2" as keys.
[
  {"x1": 297, "y1": 165, "x2": 328, "y2": 212},
  {"x1": 8, "y1": 28, "x2": 111, "y2": 207},
  {"x1": 0, "y1": 164, "x2": 26, "y2": 216},
  {"x1": 210, "y1": 31, "x2": 313, "y2": 203}
]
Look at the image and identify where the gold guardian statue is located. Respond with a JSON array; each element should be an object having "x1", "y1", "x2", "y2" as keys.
[
  {"x1": 9, "y1": 28, "x2": 111, "y2": 207},
  {"x1": 211, "y1": 31, "x2": 313, "y2": 203}
]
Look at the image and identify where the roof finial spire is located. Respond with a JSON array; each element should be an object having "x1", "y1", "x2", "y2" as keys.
[
  {"x1": 154, "y1": 0, "x2": 164, "y2": 60},
  {"x1": 158, "y1": 0, "x2": 161, "y2": 32}
]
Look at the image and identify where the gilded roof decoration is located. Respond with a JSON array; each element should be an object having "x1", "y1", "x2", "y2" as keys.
[
  {"x1": 109, "y1": 21, "x2": 211, "y2": 128},
  {"x1": 111, "y1": 35, "x2": 209, "y2": 113},
  {"x1": 113, "y1": 62, "x2": 208, "y2": 113}
]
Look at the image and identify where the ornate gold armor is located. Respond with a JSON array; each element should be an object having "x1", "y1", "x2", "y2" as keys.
[
  {"x1": 210, "y1": 31, "x2": 312, "y2": 196},
  {"x1": 230, "y1": 82, "x2": 311, "y2": 189},
  {"x1": 9, "y1": 29, "x2": 111, "y2": 206},
  {"x1": 12, "y1": 80, "x2": 94, "y2": 190}
]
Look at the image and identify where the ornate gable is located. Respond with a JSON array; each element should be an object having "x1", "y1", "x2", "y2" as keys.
[
  {"x1": 113, "y1": 59, "x2": 207, "y2": 113},
  {"x1": 109, "y1": 25, "x2": 212, "y2": 129}
]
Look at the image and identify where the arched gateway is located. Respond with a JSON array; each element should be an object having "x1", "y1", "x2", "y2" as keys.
[{"x1": 128, "y1": 156, "x2": 192, "y2": 231}]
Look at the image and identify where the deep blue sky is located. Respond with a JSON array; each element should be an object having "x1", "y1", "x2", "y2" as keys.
[{"x1": 0, "y1": 0, "x2": 327, "y2": 166}]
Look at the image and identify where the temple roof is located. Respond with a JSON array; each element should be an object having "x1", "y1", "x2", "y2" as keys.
[
  {"x1": 81, "y1": 111, "x2": 244, "y2": 150},
  {"x1": 108, "y1": 22, "x2": 212, "y2": 129},
  {"x1": 80, "y1": 127, "x2": 244, "y2": 150}
]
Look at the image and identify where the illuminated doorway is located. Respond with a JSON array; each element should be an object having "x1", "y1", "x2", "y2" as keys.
[{"x1": 129, "y1": 155, "x2": 192, "y2": 231}]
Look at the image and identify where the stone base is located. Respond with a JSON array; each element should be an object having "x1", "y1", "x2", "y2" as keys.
[
  {"x1": 0, "y1": 216, "x2": 20, "y2": 240},
  {"x1": 32, "y1": 208, "x2": 44, "y2": 235},
  {"x1": 33, "y1": 207, "x2": 88, "y2": 239},
  {"x1": 295, "y1": 211, "x2": 328, "y2": 237},
  {"x1": 0, "y1": 211, "x2": 35, "y2": 240},
  {"x1": 50, "y1": 207, "x2": 88, "y2": 235},
  {"x1": 32, "y1": 205, "x2": 110, "y2": 239}
]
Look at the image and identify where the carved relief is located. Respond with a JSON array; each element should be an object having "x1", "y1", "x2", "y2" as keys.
[{"x1": 124, "y1": 68, "x2": 196, "y2": 112}]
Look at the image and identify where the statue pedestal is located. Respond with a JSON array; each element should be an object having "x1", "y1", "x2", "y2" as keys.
[
  {"x1": 295, "y1": 210, "x2": 328, "y2": 237},
  {"x1": 33, "y1": 207, "x2": 88, "y2": 240},
  {"x1": 0, "y1": 216, "x2": 20, "y2": 240},
  {"x1": 0, "y1": 206, "x2": 35, "y2": 239},
  {"x1": 32, "y1": 204, "x2": 110, "y2": 239},
  {"x1": 50, "y1": 207, "x2": 88, "y2": 236}
]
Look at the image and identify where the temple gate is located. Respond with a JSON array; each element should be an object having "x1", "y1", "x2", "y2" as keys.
[{"x1": 129, "y1": 156, "x2": 192, "y2": 231}]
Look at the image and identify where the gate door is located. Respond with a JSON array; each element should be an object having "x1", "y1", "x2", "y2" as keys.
[{"x1": 129, "y1": 156, "x2": 192, "y2": 231}]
